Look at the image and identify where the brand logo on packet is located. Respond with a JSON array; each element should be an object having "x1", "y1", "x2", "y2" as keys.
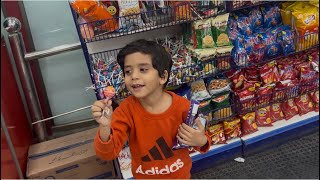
[
  {"x1": 135, "y1": 159, "x2": 184, "y2": 175},
  {"x1": 304, "y1": 15, "x2": 315, "y2": 24}
]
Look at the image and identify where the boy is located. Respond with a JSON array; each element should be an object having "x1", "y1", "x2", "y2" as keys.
[{"x1": 92, "y1": 39, "x2": 211, "y2": 179}]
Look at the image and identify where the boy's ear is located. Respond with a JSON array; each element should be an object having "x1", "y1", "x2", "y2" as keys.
[{"x1": 159, "y1": 70, "x2": 169, "y2": 85}]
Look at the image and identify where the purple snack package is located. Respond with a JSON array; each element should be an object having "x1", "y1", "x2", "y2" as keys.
[{"x1": 173, "y1": 100, "x2": 206, "y2": 150}]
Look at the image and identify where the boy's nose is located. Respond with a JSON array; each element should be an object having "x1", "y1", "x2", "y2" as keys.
[{"x1": 131, "y1": 70, "x2": 139, "y2": 80}]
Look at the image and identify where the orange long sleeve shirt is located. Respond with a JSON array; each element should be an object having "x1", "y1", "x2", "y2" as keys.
[{"x1": 94, "y1": 91, "x2": 211, "y2": 179}]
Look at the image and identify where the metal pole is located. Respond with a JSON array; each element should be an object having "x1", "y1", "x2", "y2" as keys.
[{"x1": 3, "y1": 17, "x2": 47, "y2": 142}]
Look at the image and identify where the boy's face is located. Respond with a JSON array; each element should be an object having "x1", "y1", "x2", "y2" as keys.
[{"x1": 124, "y1": 52, "x2": 167, "y2": 99}]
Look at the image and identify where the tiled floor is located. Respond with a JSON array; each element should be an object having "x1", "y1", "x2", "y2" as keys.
[{"x1": 191, "y1": 130, "x2": 319, "y2": 179}]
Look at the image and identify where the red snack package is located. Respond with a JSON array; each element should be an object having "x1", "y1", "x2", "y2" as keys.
[
  {"x1": 244, "y1": 66, "x2": 260, "y2": 82},
  {"x1": 223, "y1": 118, "x2": 241, "y2": 140},
  {"x1": 269, "y1": 103, "x2": 284, "y2": 122},
  {"x1": 278, "y1": 63, "x2": 297, "y2": 81},
  {"x1": 274, "y1": 80, "x2": 298, "y2": 102},
  {"x1": 257, "y1": 85, "x2": 274, "y2": 106},
  {"x1": 294, "y1": 94, "x2": 314, "y2": 115},
  {"x1": 309, "y1": 91, "x2": 319, "y2": 112},
  {"x1": 281, "y1": 99, "x2": 299, "y2": 120},
  {"x1": 226, "y1": 70, "x2": 245, "y2": 90},
  {"x1": 241, "y1": 112, "x2": 258, "y2": 136},
  {"x1": 255, "y1": 106, "x2": 273, "y2": 127},
  {"x1": 236, "y1": 84, "x2": 256, "y2": 112},
  {"x1": 207, "y1": 123, "x2": 227, "y2": 145},
  {"x1": 259, "y1": 61, "x2": 280, "y2": 85}
]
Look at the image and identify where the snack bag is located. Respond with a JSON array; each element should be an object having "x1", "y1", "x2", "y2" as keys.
[
  {"x1": 257, "y1": 85, "x2": 274, "y2": 107},
  {"x1": 172, "y1": 1, "x2": 192, "y2": 20},
  {"x1": 259, "y1": 31, "x2": 282, "y2": 58},
  {"x1": 244, "y1": 66, "x2": 260, "y2": 82},
  {"x1": 273, "y1": 80, "x2": 299, "y2": 102},
  {"x1": 211, "y1": 13, "x2": 232, "y2": 47},
  {"x1": 259, "y1": 61, "x2": 280, "y2": 85},
  {"x1": 241, "y1": 112, "x2": 258, "y2": 136},
  {"x1": 207, "y1": 123, "x2": 227, "y2": 145},
  {"x1": 280, "y1": 29, "x2": 296, "y2": 55},
  {"x1": 70, "y1": 0, "x2": 118, "y2": 33},
  {"x1": 118, "y1": 0, "x2": 144, "y2": 32},
  {"x1": 198, "y1": 100, "x2": 213, "y2": 122},
  {"x1": 281, "y1": 99, "x2": 299, "y2": 120},
  {"x1": 309, "y1": 91, "x2": 319, "y2": 112},
  {"x1": 294, "y1": 94, "x2": 314, "y2": 115},
  {"x1": 243, "y1": 34, "x2": 262, "y2": 64},
  {"x1": 278, "y1": 63, "x2": 297, "y2": 81},
  {"x1": 191, "y1": 80, "x2": 211, "y2": 101},
  {"x1": 211, "y1": 92, "x2": 232, "y2": 120},
  {"x1": 232, "y1": 39, "x2": 249, "y2": 67},
  {"x1": 194, "y1": 19, "x2": 216, "y2": 48},
  {"x1": 261, "y1": 5, "x2": 282, "y2": 28},
  {"x1": 227, "y1": 15, "x2": 241, "y2": 43},
  {"x1": 237, "y1": 15, "x2": 254, "y2": 36},
  {"x1": 255, "y1": 106, "x2": 273, "y2": 127},
  {"x1": 223, "y1": 118, "x2": 242, "y2": 140},
  {"x1": 249, "y1": 7, "x2": 263, "y2": 30},
  {"x1": 226, "y1": 70, "x2": 245, "y2": 90},
  {"x1": 173, "y1": 101, "x2": 206, "y2": 149},
  {"x1": 269, "y1": 103, "x2": 285, "y2": 122},
  {"x1": 236, "y1": 84, "x2": 256, "y2": 112},
  {"x1": 207, "y1": 79, "x2": 231, "y2": 96}
]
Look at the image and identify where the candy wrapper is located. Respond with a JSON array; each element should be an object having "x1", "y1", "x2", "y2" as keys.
[{"x1": 173, "y1": 100, "x2": 206, "y2": 150}]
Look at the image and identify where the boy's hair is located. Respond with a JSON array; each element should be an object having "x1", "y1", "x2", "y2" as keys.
[{"x1": 117, "y1": 39, "x2": 172, "y2": 87}]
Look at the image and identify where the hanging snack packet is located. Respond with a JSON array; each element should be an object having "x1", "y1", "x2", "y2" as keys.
[
  {"x1": 70, "y1": 0, "x2": 118, "y2": 33},
  {"x1": 280, "y1": 29, "x2": 295, "y2": 55},
  {"x1": 237, "y1": 15, "x2": 254, "y2": 36},
  {"x1": 236, "y1": 84, "x2": 256, "y2": 112},
  {"x1": 173, "y1": 101, "x2": 206, "y2": 149},
  {"x1": 256, "y1": 85, "x2": 274, "y2": 107},
  {"x1": 191, "y1": 80, "x2": 211, "y2": 101},
  {"x1": 211, "y1": 92, "x2": 233, "y2": 120},
  {"x1": 198, "y1": 100, "x2": 213, "y2": 122},
  {"x1": 269, "y1": 103, "x2": 285, "y2": 122},
  {"x1": 223, "y1": 118, "x2": 242, "y2": 140},
  {"x1": 259, "y1": 61, "x2": 280, "y2": 85},
  {"x1": 309, "y1": 91, "x2": 319, "y2": 112},
  {"x1": 211, "y1": 13, "x2": 232, "y2": 47},
  {"x1": 226, "y1": 70, "x2": 245, "y2": 90},
  {"x1": 118, "y1": 0, "x2": 144, "y2": 32},
  {"x1": 194, "y1": 19, "x2": 216, "y2": 48},
  {"x1": 207, "y1": 79, "x2": 231, "y2": 96},
  {"x1": 207, "y1": 123, "x2": 227, "y2": 145},
  {"x1": 281, "y1": 98, "x2": 299, "y2": 120},
  {"x1": 244, "y1": 66, "x2": 260, "y2": 82},
  {"x1": 261, "y1": 5, "x2": 282, "y2": 28},
  {"x1": 259, "y1": 32, "x2": 282, "y2": 58},
  {"x1": 255, "y1": 106, "x2": 273, "y2": 127},
  {"x1": 241, "y1": 112, "x2": 258, "y2": 136},
  {"x1": 249, "y1": 7, "x2": 263, "y2": 30},
  {"x1": 294, "y1": 94, "x2": 314, "y2": 115}
]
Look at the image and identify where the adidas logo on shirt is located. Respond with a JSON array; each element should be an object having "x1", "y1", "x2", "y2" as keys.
[{"x1": 135, "y1": 159, "x2": 184, "y2": 175}]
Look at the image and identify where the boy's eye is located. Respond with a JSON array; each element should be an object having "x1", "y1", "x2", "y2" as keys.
[
  {"x1": 140, "y1": 68, "x2": 148, "y2": 73},
  {"x1": 124, "y1": 70, "x2": 132, "y2": 75}
]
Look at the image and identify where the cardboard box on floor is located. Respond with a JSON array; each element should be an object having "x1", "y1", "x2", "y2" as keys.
[{"x1": 27, "y1": 127, "x2": 115, "y2": 179}]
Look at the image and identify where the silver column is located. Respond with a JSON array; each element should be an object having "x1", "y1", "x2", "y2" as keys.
[{"x1": 3, "y1": 17, "x2": 47, "y2": 142}]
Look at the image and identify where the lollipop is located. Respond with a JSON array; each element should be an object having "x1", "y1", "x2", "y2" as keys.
[{"x1": 103, "y1": 86, "x2": 116, "y2": 100}]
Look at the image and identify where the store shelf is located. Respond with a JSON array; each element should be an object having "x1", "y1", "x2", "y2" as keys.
[
  {"x1": 226, "y1": 1, "x2": 273, "y2": 12},
  {"x1": 241, "y1": 111, "x2": 319, "y2": 145},
  {"x1": 190, "y1": 137, "x2": 242, "y2": 162}
]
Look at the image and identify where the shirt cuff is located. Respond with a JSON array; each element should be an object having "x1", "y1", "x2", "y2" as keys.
[
  {"x1": 94, "y1": 128, "x2": 115, "y2": 153},
  {"x1": 194, "y1": 132, "x2": 211, "y2": 154}
]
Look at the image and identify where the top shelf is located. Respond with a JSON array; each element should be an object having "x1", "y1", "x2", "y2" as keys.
[
  {"x1": 70, "y1": 2, "x2": 226, "y2": 43},
  {"x1": 226, "y1": 1, "x2": 274, "y2": 12}
]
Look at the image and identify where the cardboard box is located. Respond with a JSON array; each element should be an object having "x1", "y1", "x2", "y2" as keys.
[{"x1": 27, "y1": 127, "x2": 115, "y2": 179}]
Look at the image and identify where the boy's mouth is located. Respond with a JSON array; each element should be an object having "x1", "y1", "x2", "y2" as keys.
[{"x1": 131, "y1": 84, "x2": 145, "y2": 91}]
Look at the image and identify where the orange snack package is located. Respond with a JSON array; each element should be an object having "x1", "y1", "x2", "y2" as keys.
[{"x1": 70, "y1": 0, "x2": 118, "y2": 33}]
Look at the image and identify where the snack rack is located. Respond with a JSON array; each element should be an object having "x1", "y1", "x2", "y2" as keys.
[{"x1": 70, "y1": 1, "x2": 319, "y2": 178}]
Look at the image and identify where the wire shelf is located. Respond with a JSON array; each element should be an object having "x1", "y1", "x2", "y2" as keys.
[
  {"x1": 70, "y1": 2, "x2": 226, "y2": 43},
  {"x1": 226, "y1": 1, "x2": 273, "y2": 12}
]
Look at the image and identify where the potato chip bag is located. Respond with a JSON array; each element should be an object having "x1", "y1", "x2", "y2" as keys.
[
  {"x1": 211, "y1": 13, "x2": 232, "y2": 47},
  {"x1": 241, "y1": 112, "x2": 258, "y2": 136},
  {"x1": 223, "y1": 118, "x2": 241, "y2": 140},
  {"x1": 281, "y1": 98, "x2": 299, "y2": 120},
  {"x1": 309, "y1": 91, "x2": 319, "y2": 111},
  {"x1": 255, "y1": 106, "x2": 273, "y2": 127},
  {"x1": 270, "y1": 103, "x2": 285, "y2": 122},
  {"x1": 294, "y1": 94, "x2": 314, "y2": 115},
  {"x1": 207, "y1": 123, "x2": 227, "y2": 145}
]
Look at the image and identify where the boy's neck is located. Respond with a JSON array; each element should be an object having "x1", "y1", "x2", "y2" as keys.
[{"x1": 138, "y1": 89, "x2": 172, "y2": 114}]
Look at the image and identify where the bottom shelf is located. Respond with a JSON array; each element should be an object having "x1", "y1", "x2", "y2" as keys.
[{"x1": 118, "y1": 111, "x2": 319, "y2": 179}]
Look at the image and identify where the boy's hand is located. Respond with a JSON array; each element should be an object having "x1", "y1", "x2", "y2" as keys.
[
  {"x1": 177, "y1": 118, "x2": 207, "y2": 147},
  {"x1": 91, "y1": 99, "x2": 113, "y2": 127}
]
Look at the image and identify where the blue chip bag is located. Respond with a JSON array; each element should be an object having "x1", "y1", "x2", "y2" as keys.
[
  {"x1": 259, "y1": 32, "x2": 282, "y2": 57},
  {"x1": 237, "y1": 16, "x2": 254, "y2": 36},
  {"x1": 280, "y1": 29, "x2": 295, "y2": 55},
  {"x1": 249, "y1": 7, "x2": 263, "y2": 30},
  {"x1": 232, "y1": 38, "x2": 248, "y2": 67},
  {"x1": 261, "y1": 6, "x2": 282, "y2": 28},
  {"x1": 227, "y1": 16, "x2": 241, "y2": 43}
]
